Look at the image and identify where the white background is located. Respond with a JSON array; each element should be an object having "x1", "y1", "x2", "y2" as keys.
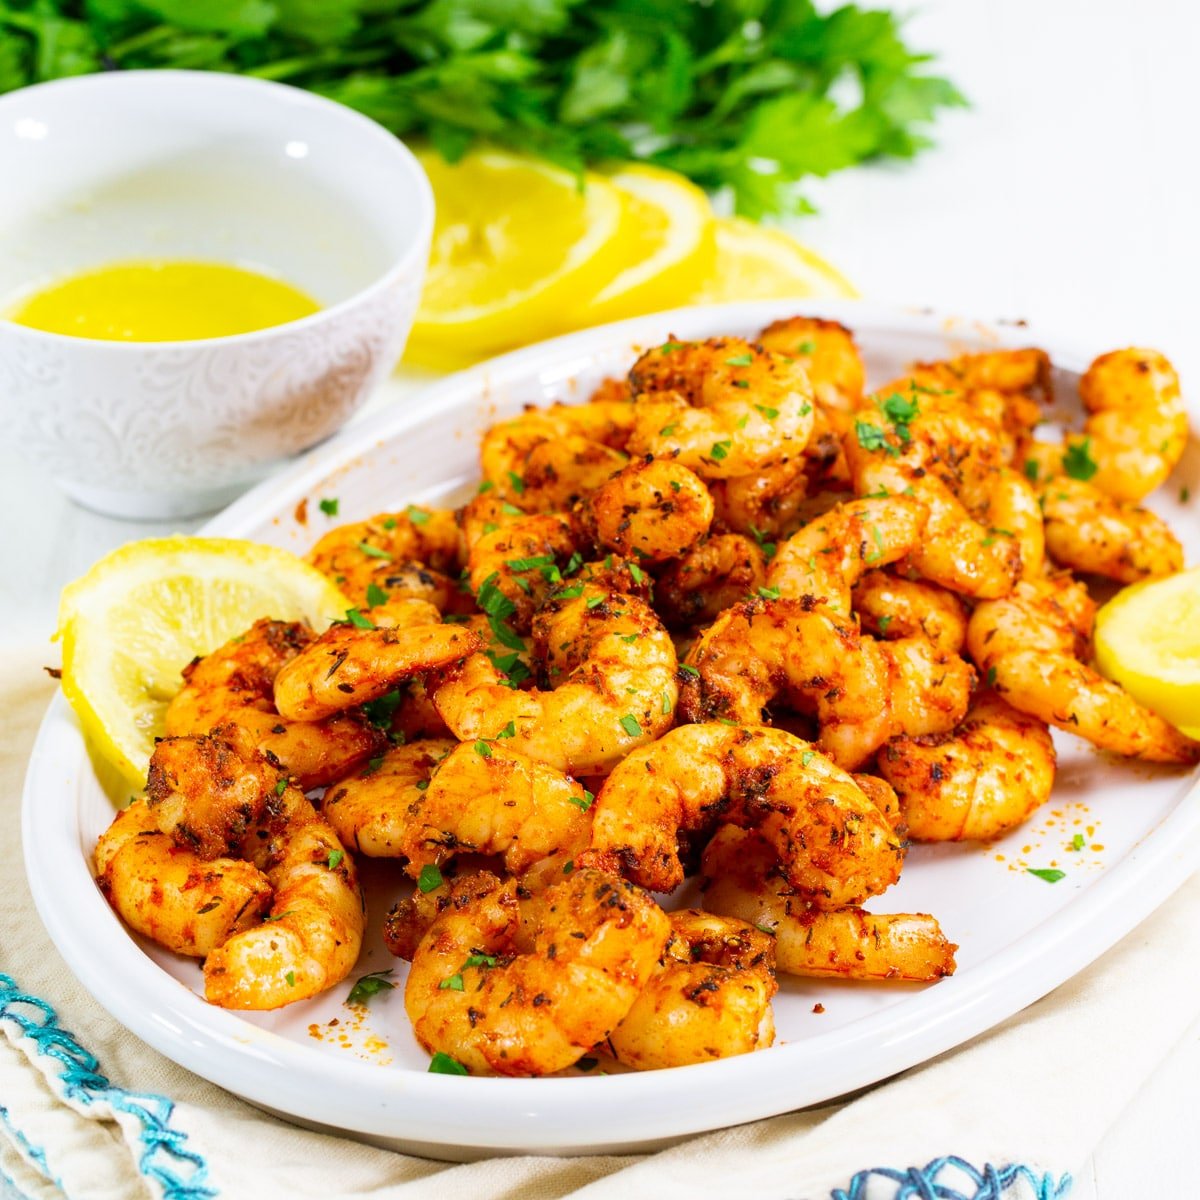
[{"x1": 3, "y1": 0, "x2": 1198, "y2": 1194}]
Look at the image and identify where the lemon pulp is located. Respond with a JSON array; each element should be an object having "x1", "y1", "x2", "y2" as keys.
[{"x1": 9, "y1": 260, "x2": 320, "y2": 342}]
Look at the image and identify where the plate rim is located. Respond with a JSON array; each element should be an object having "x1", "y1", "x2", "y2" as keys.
[{"x1": 23, "y1": 297, "x2": 1200, "y2": 1154}]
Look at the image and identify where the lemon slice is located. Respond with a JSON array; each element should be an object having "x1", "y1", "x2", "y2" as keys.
[
  {"x1": 692, "y1": 217, "x2": 858, "y2": 303},
  {"x1": 1094, "y1": 567, "x2": 1200, "y2": 739},
  {"x1": 405, "y1": 148, "x2": 633, "y2": 366},
  {"x1": 579, "y1": 164, "x2": 716, "y2": 326},
  {"x1": 56, "y1": 537, "x2": 349, "y2": 792}
]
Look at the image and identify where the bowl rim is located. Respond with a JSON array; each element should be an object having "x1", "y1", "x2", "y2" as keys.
[{"x1": 0, "y1": 69, "x2": 434, "y2": 351}]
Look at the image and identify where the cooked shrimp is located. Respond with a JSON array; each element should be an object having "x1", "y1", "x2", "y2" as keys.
[
  {"x1": 578, "y1": 458, "x2": 714, "y2": 563},
  {"x1": 655, "y1": 534, "x2": 766, "y2": 629},
  {"x1": 708, "y1": 459, "x2": 811, "y2": 538},
  {"x1": 627, "y1": 337, "x2": 815, "y2": 478},
  {"x1": 767, "y1": 495, "x2": 927, "y2": 615},
  {"x1": 878, "y1": 691, "x2": 1057, "y2": 841},
  {"x1": 95, "y1": 799, "x2": 272, "y2": 958},
  {"x1": 957, "y1": 463, "x2": 1046, "y2": 581},
  {"x1": 164, "y1": 619, "x2": 383, "y2": 789},
  {"x1": 397, "y1": 740, "x2": 593, "y2": 877},
  {"x1": 757, "y1": 315, "x2": 865, "y2": 428},
  {"x1": 679, "y1": 597, "x2": 973, "y2": 769},
  {"x1": 457, "y1": 490, "x2": 526, "y2": 549},
  {"x1": 273, "y1": 599, "x2": 483, "y2": 722},
  {"x1": 844, "y1": 391, "x2": 1021, "y2": 598},
  {"x1": 432, "y1": 581, "x2": 677, "y2": 775},
  {"x1": 967, "y1": 577, "x2": 1200, "y2": 763},
  {"x1": 582, "y1": 724, "x2": 904, "y2": 904},
  {"x1": 356, "y1": 562, "x2": 475, "y2": 617},
  {"x1": 700, "y1": 827, "x2": 957, "y2": 981},
  {"x1": 205, "y1": 780, "x2": 365, "y2": 1009},
  {"x1": 1074, "y1": 349, "x2": 1186, "y2": 501},
  {"x1": 401, "y1": 868, "x2": 670, "y2": 1076},
  {"x1": 306, "y1": 507, "x2": 463, "y2": 606},
  {"x1": 481, "y1": 402, "x2": 637, "y2": 500},
  {"x1": 608, "y1": 910, "x2": 776, "y2": 1070},
  {"x1": 1037, "y1": 476, "x2": 1183, "y2": 582},
  {"x1": 852, "y1": 571, "x2": 968, "y2": 654},
  {"x1": 322, "y1": 738, "x2": 456, "y2": 856},
  {"x1": 146, "y1": 725, "x2": 280, "y2": 860},
  {"x1": 520, "y1": 435, "x2": 630, "y2": 510},
  {"x1": 466, "y1": 513, "x2": 583, "y2": 632}
]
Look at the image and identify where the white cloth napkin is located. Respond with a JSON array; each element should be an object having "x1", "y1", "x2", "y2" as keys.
[{"x1": 3, "y1": 644, "x2": 1194, "y2": 1200}]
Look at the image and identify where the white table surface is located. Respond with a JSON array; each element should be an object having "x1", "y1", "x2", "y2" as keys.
[{"x1": 3, "y1": 0, "x2": 1197, "y2": 1193}]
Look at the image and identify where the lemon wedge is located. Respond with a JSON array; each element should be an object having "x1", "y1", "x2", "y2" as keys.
[
  {"x1": 579, "y1": 164, "x2": 716, "y2": 326},
  {"x1": 56, "y1": 537, "x2": 348, "y2": 791},
  {"x1": 1094, "y1": 567, "x2": 1200, "y2": 739},
  {"x1": 692, "y1": 217, "x2": 858, "y2": 303},
  {"x1": 405, "y1": 148, "x2": 632, "y2": 366}
]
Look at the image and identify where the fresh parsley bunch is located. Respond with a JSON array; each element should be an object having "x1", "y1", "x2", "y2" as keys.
[{"x1": 0, "y1": 0, "x2": 964, "y2": 217}]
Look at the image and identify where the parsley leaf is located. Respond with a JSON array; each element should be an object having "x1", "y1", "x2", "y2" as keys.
[
  {"x1": 318, "y1": 497, "x2": 339, "y2": 517},
  {"x1": 347, "y1": 969, "x2": 395, "y2": 1005},
  {"x1": 618, "y1": 714, "x2": 642, "y2": 737},
  {"x1": 1027, "y1": 867, "x2": 1066, "y2": 883},
  {"x1": 1063, "y1": 439, "x2": 1099, "y2": 482},
  {"x1": 417, "y1": 864, "x2": 444, "y2": 893}
]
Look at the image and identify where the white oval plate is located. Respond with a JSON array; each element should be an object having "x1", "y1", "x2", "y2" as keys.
[{"x1": 23, "y1": 300, "x2": 1200, "y2": 1159}]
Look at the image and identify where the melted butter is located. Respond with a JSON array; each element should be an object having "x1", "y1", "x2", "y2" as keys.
[{"x1": 8, "y1": 260, "x2": 320, "y2": 341}]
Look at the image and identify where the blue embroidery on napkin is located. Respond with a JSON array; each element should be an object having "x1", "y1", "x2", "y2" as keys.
[
  {"x1": 833, "y1": 1156, "x2": 1072, "y2": 1199},
  {"x1": 0, "y1": 973, "x2": 216, "y2": 1200},
  {"x1": 0, "y1": 1103, "x2": 56, "y2": 1187}
]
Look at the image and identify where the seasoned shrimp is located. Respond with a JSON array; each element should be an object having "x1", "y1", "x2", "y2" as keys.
[
  {"x1": 967, "y1": 577, "x2": 1200, "y2": 763},
  {"x1": 457, "y1": 490, "x2": 526, "y2": 549},
  {"x1": 205, "y1": 779, "x2": 365, "y2": 1009},
  {"x1": 843, "y1": 391, "x2": 1021, "y2": 598},
  {"x1": 146, "y1": 725, "x2": 280, "y2": 859},
  {"x1": 481, "y1": 402, "x2": 637, "y2": 500},
  {"x1": 401, "y1": 868, "x2": 670, "y2": 1075},
  {"x1": 432, "y1": 581, "x2": 677, "y2": 775},
  {"x1": 757, "y1": 315, "x2": 865, "y2": 428},
  {"x1": 852, "y1": 570, "x2": 968, "y2": 654},
  {"x1": 322, "y1": 739, "x2": 456, "y2": 856},
  {"x1": 1037, "y1": 476, "x2": 1182, "y2": 582},
  {"x1": 582, "y1": 724, "x2": 904, "y2": 904},
  {"x1": 708, "y1": 459, "x2": 811, "y2": 539},
  {"x1": 357, "y1": 562, "x2": 475, "y2": 617},
  {"x1": 306, "y1": 507, "x2": 463, "y2": 606},
  {"x1": 701, "y1": 827, "x2": 957, "y2": 981},
  {"x1": 578, "y1": 458, "x2": 714, "y2": 563},
  {"x1": 655, "y1": 534, "x2": 766, "y2": 629},
  {"x1": 397, "y1": 740, "x2": 593, "y2": 877},
  {"x1": 878, "y1": 691, "x2": 1057, "y2": 841},
  {"x1": 627, "y1": 337, "x2": 815, "y2": 479},
  {"x1": 273, "y1": 599, "x2": 483, "y2": 722},
  {"x1": 608, "y1": 910, "x2": 777, "y2": 1070},
  {"x1": 767, "y1": 495, "x2": 927, "y2": 615},
  {"x1": 679, "y1": 597, "x2": 973, "y2": 769},
  {"x1": 520, "y1": 435, "x2": 629, "y2": 510},
  {"x1": 466, "y1": 513, "x2": 583, "y2": 632},
  {"x1": 164, "y1": 619, "x2": 383, "y2": 789},
  {"x1": 95, "y1": 799, "x2": 272, "y2": 958},
  {"x1": 1064, "y1": 350, "x2": 1185, "y2": 501}
]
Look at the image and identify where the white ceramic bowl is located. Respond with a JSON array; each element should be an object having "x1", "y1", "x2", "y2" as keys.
[
  {"x1": 0, "y1": 71, "x2": 433, "y2": 519},
  {"x1": 23, "y1": 300, "x2": 1200, "y2": 1158}
]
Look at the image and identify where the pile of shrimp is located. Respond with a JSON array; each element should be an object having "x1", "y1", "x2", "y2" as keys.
[{"x1": 95, "y1": 318, "x2": 1197, "y2": 1077}]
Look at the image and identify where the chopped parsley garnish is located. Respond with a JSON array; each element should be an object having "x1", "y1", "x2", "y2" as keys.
[
  {"x1": 569, "y1": 789, "x2": 594, "y2": 812},
  {"x1": 661, "y1": 692, "x2": 673, "y2": 714},
  {"x1": 318, "y1": 497, "x2": 339, "y2": 517},
  {"x1": 620, "y1": 633, "x2": 639, "y2": 643},
  {"x1": 755, "y1": 923, "x2": 778, "y2": 937},
  {"x1": 710, "y1": 440, "x2": 731, "y2": 461},
  {"x1": 365, "y1": 582, "x2": 390, "y2": 608},
  {"x1": 556, "y1": 583, "x2": 585, "y2": 600},
  {"x1": 1023, "y1": 459, "x2": 1040, "y2": 482},
  {"x1": 757, "y1": 586, "x2": 781, "y2": 600},
  {"x1": 360, "y1": 757, "x2": 385, "y2": 778},
  {"x1": 348, "y1": 969, "x2": 398, "y2": 1008},
  {"x1": 428, "y1": 1052, "x2": 469, "y2": 1076},
  {"x1": 1027, "y1": 867, "x2": 1065, "y2": 883},
  {"x1": 345, "y1": 607, "x2": 375, "y2": 630},
  {"x1": 382, "y1": 517, "x2": 397, "y2": 529},
  {"x1": 474, "y1": 740, "x2": 493, "y2": 758},
  {"x1": 417, "y1": 864, "x2": 444, "y2": 893},
  {"x1": 670, "y1": 480, "x2": 682, "y2": 492},
  {"x1": 363, "y1": 689, "x2": 403, "y2": 729},
  {"x1": 659, "y1": 424, "x2": 678, "y2": 437},
  {"x1": 285, "y1": 970, "x2": 296, "y2": 987},
  {"x1": 475, "y1": 571, "x2": 525, "y2": 651},
  {"x1": 754, "y1": 405, "x2": 779, "y2": 420},
  {"x1": 357, "y1": 541, "x2": 393, "y2": 560},
  {"x1": 864, "y1": 525, "x2": 885, "y2": 565},
  {"x1": 628, "y1": 562, "x2": 646, "y2": 585},
  {"x1": 619, "y1": 714, "x2": 643, "y2": 737},
  {"x1": 478, "y1": 480, "x2": 495, "y2": 494},
  {"x1": 464, "y1": 953, "x2": 497, "y2": 969},
  {"x1": 725, "y1": 353, "x2": 753, "y2": 366},
  {"x1": 275, "y1": 778, "x2": 288, "y2": 796},
  {"x1": 877, "y1": 614, "x2": 893, "y2": 634},
  {"x1": 439, "y1": 973, "x2": 464, "y2": 991},
  {"x1": 660, "y1": 341, "x2": 683, "y2": 354},
  {"x1": 495, "y1": 721, "x2": 516, "y2": 739},
  {"x1": 679, "y1": 664, "x2": 700, "y2": 678},
  {"x1": 795, "y1": 340, "x2": 817, "y2": 354},
  {"x1": 880, "y1": 392, "x2": 919, "y2": 426},
  {"x1": 748, "y1": 524, "x2": 777, "y2": 560},
  {"x1": 506, "y1": 470, "x2": 526, "y2": 495},
  {"x1": 854, "y1": 420, "x2": 898, "y2": 456},
  {"x1": 586, "y1": 594, "x2": 605, "y2": 609},
  {"x1": 986, "y1": 666, "x2": 998, "y2": 688},
  {"x1": 1062, "y1": 438, "x2": 1098, "y2": 481},
  {"x1": 405, "y1": 505, "x2": 430, "y2": 525},
  {"x1": 800, "y1": 750, "x2": 815, "y2": 766},
  {"x1": 1071, "y1": 833, "x2": 1086, "y2": 851},
  {"x1": 327, "y1": 849, "x2": 345, "y2": 870}
]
